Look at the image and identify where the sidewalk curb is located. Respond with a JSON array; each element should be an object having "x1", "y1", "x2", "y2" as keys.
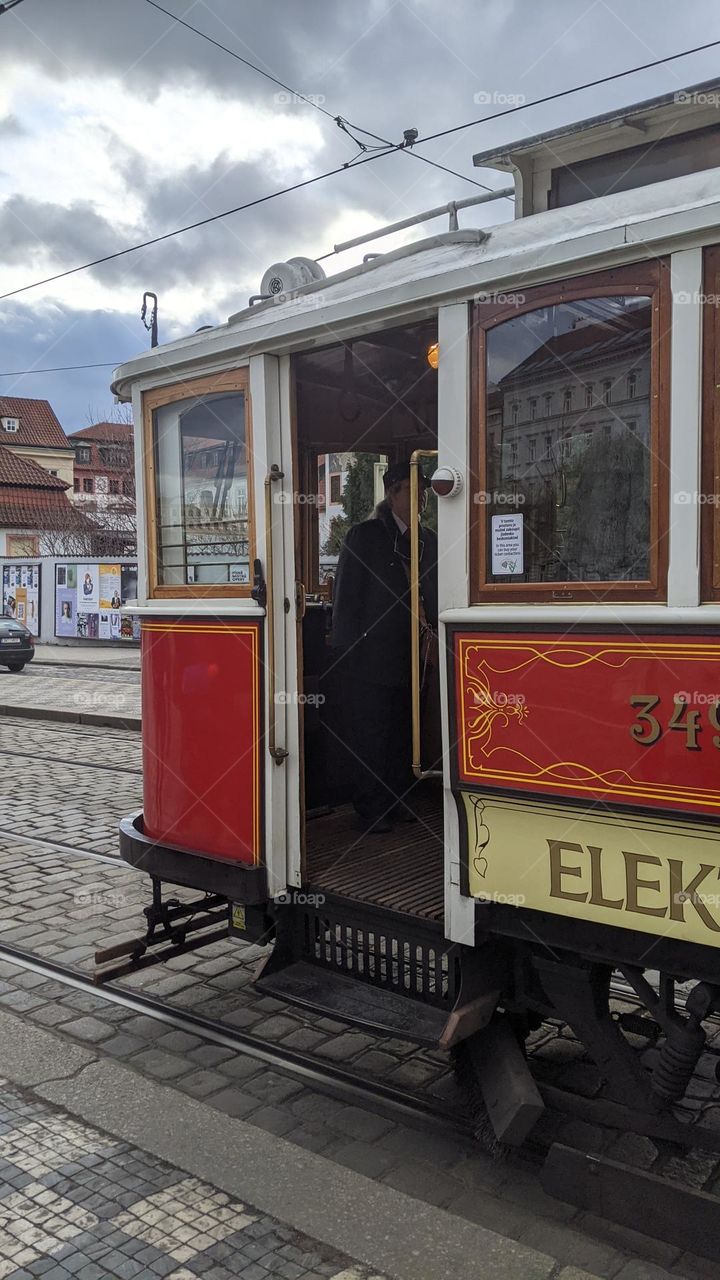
[
  {"x1": 32, "y1": 658, "x2": 140, "y2": 673},
  {"x1": 0, "y1": 1008, "x2": 564, "y2": 1280},
  {"x1": 0, "y1": 702, "x2": 141, "y2": 731}
]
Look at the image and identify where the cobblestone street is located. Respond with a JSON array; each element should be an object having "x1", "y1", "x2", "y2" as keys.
[
  {"x1": 0, "y1": 1081, "x2": 387, "y2": 1280},
  {"x1": 0, "y1": 656, "x2": 718, "y2": 1280}
]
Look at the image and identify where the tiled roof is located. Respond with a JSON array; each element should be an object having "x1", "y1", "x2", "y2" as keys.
[
  {"x1": 0, "y1": 488, "x2": 91, "y2": 531},
  {"x1": 70, "y1": 421, "x2": 133, "y2": 442},
  {"x1": 0, "y1": 396, "x2": 71, "y2": 449},
  {"x1": 0, "y1": 446, "x2": 69, "y2": 490}
]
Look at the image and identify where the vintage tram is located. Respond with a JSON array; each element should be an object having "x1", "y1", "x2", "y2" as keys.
[{"x1": 106, "y1": 78, "x2": 720, "y2": 1150}]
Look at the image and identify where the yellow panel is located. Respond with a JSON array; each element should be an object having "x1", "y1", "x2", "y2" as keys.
[{"x1": 462, "y1": 792, "x2": 720, "y2": 948}]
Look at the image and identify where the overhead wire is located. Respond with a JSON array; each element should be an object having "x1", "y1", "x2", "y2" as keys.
[
  {"x1": 0, "y1": 153, "x2": 382, "y2": 301},
  {"x1": 4, "y1": 33, "x2": 720, "y2": 303},
  {"x1": 0, "y1": 362, "x2": 118, "y2": 376},
  {"x1": 141, "y1": 0, "x2": 501, "y2": 194},
  {"x1": 415, "y1": 36, "x2": 720, "y2": 146}
]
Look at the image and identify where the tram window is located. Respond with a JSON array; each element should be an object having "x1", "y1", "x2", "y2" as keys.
[
  {"x1": 474, "y1": 264, "x2": 669, "y2": 601},
  {"x1": 145, "y1": 373, "x2": 252, "y2": 594}
]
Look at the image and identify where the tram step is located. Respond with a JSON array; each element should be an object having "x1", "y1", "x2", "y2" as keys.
[{"x1": 254, "y1": 960, "x2": 449, "y2": 1046}]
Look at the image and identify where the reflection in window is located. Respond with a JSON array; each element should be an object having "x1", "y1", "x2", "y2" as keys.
[
  {"x1": 485, "y1": 295, "x2": 652, "y2": 585},
  {"x1": 530, "y1": 397, "x2": 537, "y2": 420},
  {"x1": 563, "y1": 388, "x2": 572, "y2": 414},
  {"x1": 153, "y1": 391, "x2": 250, "y2": 587}
]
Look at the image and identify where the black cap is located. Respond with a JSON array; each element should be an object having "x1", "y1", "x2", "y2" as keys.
[{"x1": 382, "y1": 461, "x2": 430, "y2": 491}]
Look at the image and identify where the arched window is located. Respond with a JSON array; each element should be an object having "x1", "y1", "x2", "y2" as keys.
[{"x1": 473, "y1": 261, "x2": 669, "y2": 600}]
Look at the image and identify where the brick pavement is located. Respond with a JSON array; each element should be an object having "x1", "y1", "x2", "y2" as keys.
[
  {"x1": 0, "y1": 667, "x2": 141, "y2": 728},
  {"x1": 33, "y1": 644, "x2": 140, "y2": 670},
  {"x1": 0, "y1": 840, "x2": 715, "y2": 1277},
  {"x1": 1, "y1": 674, "x2": 719, "y2": 1275},
  {"x1": 0, "y1": 1079, "x2": 388, "y2": 1280},
  {"x1": 0, "y1": 719, "x2": 141, "y2": 855}
]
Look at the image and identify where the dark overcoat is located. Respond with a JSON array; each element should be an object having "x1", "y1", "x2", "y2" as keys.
[{"x1": 331, "y1": 507, "x2": 438, "y2": 688}]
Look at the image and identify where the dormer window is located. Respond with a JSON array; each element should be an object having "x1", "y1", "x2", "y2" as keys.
[{"x1": 1, "y1": 417, "x2": 19, "y2": 433}]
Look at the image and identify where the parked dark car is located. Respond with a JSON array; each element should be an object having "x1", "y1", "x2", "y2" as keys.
[{"x1": 0, "y1": 617, "x2": 34, "y2": 671}]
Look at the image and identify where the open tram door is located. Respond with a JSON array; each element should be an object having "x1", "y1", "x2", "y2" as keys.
[{"x1": 254, "y1": 315, "x2": 472, "y2": 1038}]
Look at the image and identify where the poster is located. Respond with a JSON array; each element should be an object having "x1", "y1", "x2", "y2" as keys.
[
  {"x1": 14, "y1": 586, "x2": 27, "y2": 625},
  {"x1": 229, "y1": 564, "x2": 250, "y2": 585},
  {"x1": 77, "y1": 564, "x2": 99, "y2": 612},
  {"x1": 491, "y1": 513, "x2": 524, "y2": 576},
  {"x1": 99, "y1": 563, "x2": 122, "y2": 610},
  {"x1": 55, "y1": 588, "x2": 76, "y2": 638},
  {"x1": 120, "y1": 564, "x2": 138, "y2": 602},
  {"x1": 2, "y1": 563, "x2": 40, "y2": 635},
  {"x1": 55, "y1": 561, "x2": 139, "y2": 641}
]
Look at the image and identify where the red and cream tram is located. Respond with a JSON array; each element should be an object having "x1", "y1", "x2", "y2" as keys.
[{"x1": 107, "y1": 79, "x2": 720, "y2": 1148}]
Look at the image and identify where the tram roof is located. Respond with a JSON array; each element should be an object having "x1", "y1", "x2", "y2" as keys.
[
  {"x1": 471, "y1": 77, "x2": 720, "y2": 169},
  {"x1": 111, "y1": 163, "x2": 720, "y2": 400}
]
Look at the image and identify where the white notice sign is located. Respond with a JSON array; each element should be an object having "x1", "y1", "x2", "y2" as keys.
[{"x1": 491, "y1": 513, "x2": 524, "y2": 575}]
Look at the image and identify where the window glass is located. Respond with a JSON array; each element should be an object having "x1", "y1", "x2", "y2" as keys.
[
  {"x1": 153, "y1": 390, "x2": 250, "y2": 587},
  {"x1": 485, "y1": 295, "x2": 652, "y2": 585}
]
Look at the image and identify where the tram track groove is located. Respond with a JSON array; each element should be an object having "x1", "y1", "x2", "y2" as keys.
[
  {"x1": 0, "y1": 745, "x2": 142, "y2": 776},
  {"x1": 2, "y1": 829, "x2": 121, "y2": 864},
  {"x1": 0, "y1": 940, "x2": 468, "y2": 1140}
]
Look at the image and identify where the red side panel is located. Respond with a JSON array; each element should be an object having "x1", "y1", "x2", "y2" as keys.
[
  {"x1": 454, "y1": 631, "x2": 720, "y2": 818},
  {"x1": 142, "y1": 617, "x2": 262, "y2": 863}
]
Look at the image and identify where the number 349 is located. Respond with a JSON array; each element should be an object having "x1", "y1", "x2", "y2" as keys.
[{"x1": 629, "y1": 695, "x2": 720, "y2": 749}]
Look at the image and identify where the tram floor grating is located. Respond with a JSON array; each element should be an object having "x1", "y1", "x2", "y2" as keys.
[{"x1": 304, "y1": 790, "x2": 444, "y2": 921}]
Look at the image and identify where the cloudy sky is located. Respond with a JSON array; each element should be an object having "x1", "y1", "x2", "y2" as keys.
[{"x1": 1, "y1": 0, "x2": 719, "y2": 431}]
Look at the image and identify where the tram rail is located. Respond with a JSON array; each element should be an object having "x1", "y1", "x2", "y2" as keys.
[
  {"x1": 0, "y1": 940, "x2": 465, "y2": 1138},
  {"x1": 0, "y1": 744, "x2": 142, "y2": 776}
]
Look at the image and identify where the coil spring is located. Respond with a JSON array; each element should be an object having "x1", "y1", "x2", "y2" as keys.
[{"x1": 651, "y1": 1018, "x2": 706, "y2": 1104}]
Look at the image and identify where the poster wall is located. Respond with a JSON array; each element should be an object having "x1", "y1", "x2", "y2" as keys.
[
  {"x1": 2, "y1": 563, "x2": 40, "y2": 636},
  {"x1": 55, "y1": 562, "x2": 139, "y2": 641}
]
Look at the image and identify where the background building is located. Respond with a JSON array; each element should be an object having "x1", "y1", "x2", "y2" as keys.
[
  {"x1": 0, "y1": 396, "x2": 74, "y2": 486},
  {"x1": 69, "y1": 421, "x2": 136, "y2": 554},
  {"x1": 0, "y1": 446, "x2": 91, "y2": 557}
]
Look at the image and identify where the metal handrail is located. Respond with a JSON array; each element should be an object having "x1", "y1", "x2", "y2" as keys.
[
  {"x1": 264, "y1": 464, "x2": 288, "y2": 764},
  {"x1": 410, "y1": 449, "x2": 441, "y2": 780}
]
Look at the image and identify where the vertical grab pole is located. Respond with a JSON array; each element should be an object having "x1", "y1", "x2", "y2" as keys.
[
  {"x1": 410, "y1": 448, "x2": 439, "y2": 779},
  {"x1": 265, "y1": 464, "x2": 288, "y2": 764}
]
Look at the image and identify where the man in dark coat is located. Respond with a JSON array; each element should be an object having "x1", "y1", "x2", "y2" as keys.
[{"x1": 331, "y1": 461, "x2": 438, "y2": 833}]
